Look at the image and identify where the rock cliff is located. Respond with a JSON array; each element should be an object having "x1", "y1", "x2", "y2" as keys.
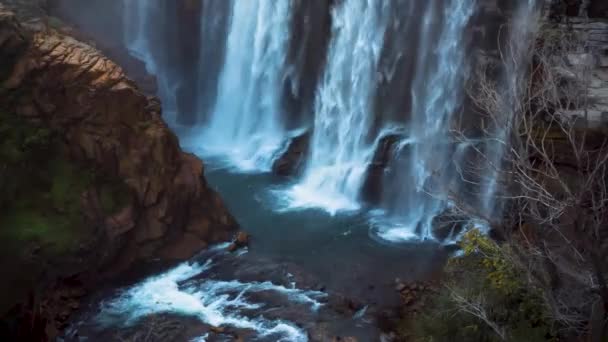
[
  {"x1": 1, "y1": 3, "x2": 238, "y2": 268},
  {"x1": 0, "y1": 5, "x2": 238, "y2": 335}
]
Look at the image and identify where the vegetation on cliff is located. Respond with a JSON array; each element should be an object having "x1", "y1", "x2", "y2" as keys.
[
  {"x1": 0, "y1": 109, "x2": 130, "y2": 311},
  {"x1": 406, "y1": 231, "x2": 556, "y2": 341},
  {"x1": 0, "y1": 5, "x2": 237, "y2": 337},
  {"x1": 399, "y1": 5, "x2": 608, "y2": 342}
]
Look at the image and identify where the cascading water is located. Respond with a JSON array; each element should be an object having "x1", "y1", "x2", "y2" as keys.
[
  {"x1": 375, "y1": 0, "x2": 476, "y2": 241},
  {"x1": 121, "y1": 0, "x2": 530, "y2": 244},
  {"x1": 197, "y1": 0, "x2": 294, "y2": 172},
  {"x1": 195, "y1": 0, "x2": 232, "y2": 123},
  {"x1": 285, "y1": 0, "x2": 393, "y2": 214},
  {"x1": 480, "y1": 0, "x2": 539, "y2": 217}
]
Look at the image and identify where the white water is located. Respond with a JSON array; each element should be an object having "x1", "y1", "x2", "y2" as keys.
[
  {"x1": 284, "y1": 0, "x2": 393, "y2": 214},
  {"x1": 373, "y1": 0, "x2": 476, "y2": 242},
  {"x1": 121, "y1": 0, "x2": 525, "y2": 243},
  {"x1": 96, "y1": 245, "x2": 326, "y2": 342},
  {"x1": 197, "y1": 0, "x2": 294, "y2": 172}
]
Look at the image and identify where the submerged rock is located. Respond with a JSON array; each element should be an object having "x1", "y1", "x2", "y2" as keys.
[{"x1": 272, "y1": 130, "x2": 311, "y2": 177}]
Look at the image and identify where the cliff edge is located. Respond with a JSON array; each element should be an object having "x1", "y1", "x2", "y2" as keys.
[{"x1": 0, "y1": 3, "x2": 238, "y2": 336}]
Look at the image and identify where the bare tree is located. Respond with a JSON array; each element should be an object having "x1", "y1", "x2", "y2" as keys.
[
  {"x1": 457, "y1": 17, "x2": 608, "y2": 338},
  {"x1": 447, "y1": 286, "x2": 508, "y2": 341}
]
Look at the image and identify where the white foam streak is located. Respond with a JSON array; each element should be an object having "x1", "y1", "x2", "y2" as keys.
[{"x1": 96, "y1": 255, "x2": 325, "y2": 341}]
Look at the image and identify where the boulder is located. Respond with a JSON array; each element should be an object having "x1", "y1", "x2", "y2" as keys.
[
  {"x1": 228, "y1": 231, "x2": 250, "y2": 252},
  {"x1": 272, "y1": 131, "x2": 311, "y2": 177}
]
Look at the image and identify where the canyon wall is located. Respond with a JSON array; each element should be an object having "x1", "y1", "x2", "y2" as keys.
[
  {"x1": 0, "y1": 3, "x2": 238, "y2": 269},
  {"x1": 0, "y1": 5, "x2": 239, "y2": 335}
]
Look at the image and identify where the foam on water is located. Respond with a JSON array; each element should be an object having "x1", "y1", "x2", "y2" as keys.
[{"x1": 95, "y1": 249, "x2": 326, "y2": 341}]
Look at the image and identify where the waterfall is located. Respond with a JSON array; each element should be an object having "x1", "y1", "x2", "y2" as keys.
[
  {"x1": 119, "y1": 0, "x2": 538, "y2": 243},
  {"x1": 198, "y1": 0, "x2": 294, "y2": 172},
  {"x1": 122, "y1": 0, "x2": 178, "y2": 118},
  {"x1": 373, "y1": 0, "x2": 476, "y2": 241},
  {"x1": 481, "y1": 0, "x2": 539, "y2": 217},
  {"x1": 196, "y1": 0, "x2": 233, "y2": 123},
  {"x1": 285, "y1": 0, "x2": 393, "y2": 214}
]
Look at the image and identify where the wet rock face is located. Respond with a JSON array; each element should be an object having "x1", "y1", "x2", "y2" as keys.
[
  {"x1": 272, "y1": 131, "x2": 311, "y2": 177},
  {"x1": 0, "y1": 6, "x2": 238, "y2": 271},
  {"x1": 360, "y1": 133, "x2": 406, "y2": 205},
  {"x1": 283, "y1": 0, "x2": 334, "y2": 127}
]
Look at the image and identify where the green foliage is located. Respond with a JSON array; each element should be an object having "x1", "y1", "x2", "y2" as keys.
[
  {"x1": 461, "y1": 229, "x2": 521, "y2": 295},
  {"x1": 407, "y1": 229, "x2": 557, "y2": 342},
  {"x1": 0, "y1": 111, "x2": 130, "y2": 255}
]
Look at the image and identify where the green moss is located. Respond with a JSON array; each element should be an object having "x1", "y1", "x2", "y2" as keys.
[
  {"x1": 99, "y1": 179, "x2": 131, "y2": 215},
  {"x1": 0, "y1": 110, "x2": 130, "y2": 254},
  {"x1": 0, "y1": 210, "x2": 82, "y2": 255},
  {"x1": 0, "y1": 109, "x2": 133, "y2": 313},
  {"x1": 406, "y1": 230, "x2": 557, "y2": 342}
]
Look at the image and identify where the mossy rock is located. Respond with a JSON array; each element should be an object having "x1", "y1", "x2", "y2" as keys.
[{"x1": 0, "y1": 109, "x2": 131, "y2": 312}]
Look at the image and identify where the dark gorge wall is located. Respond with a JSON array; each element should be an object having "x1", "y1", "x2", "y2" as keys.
[
  {"x1": 282, "y1": 0, "x2": 333, "y2": 128},
  {"x1": 196, "y1": 0, "x2": 231, "y2": 124},
  {"x1": 49, "y1": 0, "x2": 207, "y2": 124},
  {"x1": 0, "y1": 5, "x2": 239, "y2": 335}
]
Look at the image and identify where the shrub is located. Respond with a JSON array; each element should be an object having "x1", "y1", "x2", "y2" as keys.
[{"x1": 407, "y1": 230, "x2": 557, "y2": 342}]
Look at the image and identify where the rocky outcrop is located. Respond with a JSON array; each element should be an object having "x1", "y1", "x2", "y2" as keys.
[
  {"x1": 272, "y1": 131, "x2": 311, "y2": 177},
  {"x1": 0, "y1": 5, "x2": 237, "y2": 269},
  {"x1": 0, "y1": 4, "x2": 239, "y2": 337},
  {"x1": 545, "y1": 1, "x2": 608, "y2": 126},
  {"x1": 360, "y1": 133, "x2": 406, "y2": 205}
]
